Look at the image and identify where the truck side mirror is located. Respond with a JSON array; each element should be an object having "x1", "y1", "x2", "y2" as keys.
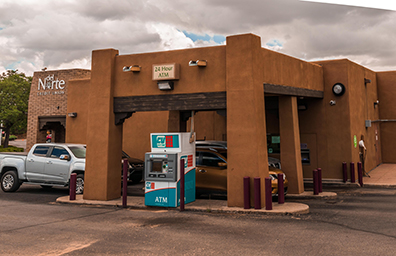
[{"x1": 60, "y1": 154, "x2": 70, "y2": 161}]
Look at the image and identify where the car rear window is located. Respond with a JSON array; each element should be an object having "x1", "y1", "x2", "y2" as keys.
[{"x1": 68, "y1": 146, "x2": 86, "y2": 159}]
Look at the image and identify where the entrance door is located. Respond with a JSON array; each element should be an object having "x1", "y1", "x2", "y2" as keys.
[{"x1": 374, "y1": 123, "x2": 381, "y2": 166}]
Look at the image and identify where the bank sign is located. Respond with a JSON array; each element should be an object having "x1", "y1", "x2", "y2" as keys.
[
  {"x1": 37, "y1": 74, "x2": 66, "y2": 96},
  {"x1": 152, "y1": 63, "x2": 180, "y2": 81}
]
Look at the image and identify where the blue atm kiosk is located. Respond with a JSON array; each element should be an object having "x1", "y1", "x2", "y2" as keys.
[{"x1": 144, "y1": 133, "x2": 196, "y2": 207}]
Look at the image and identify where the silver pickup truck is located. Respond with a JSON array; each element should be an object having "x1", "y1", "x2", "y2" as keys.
[{"x1": 0, "y1": 143, "x2": 86, "y2": 194}]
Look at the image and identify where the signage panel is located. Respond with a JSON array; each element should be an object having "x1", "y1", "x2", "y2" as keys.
[{"x1": 152, "y1": 63, "x2": 180, "y2": 81}]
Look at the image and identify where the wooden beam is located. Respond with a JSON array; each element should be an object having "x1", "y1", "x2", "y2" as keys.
[
  {"x1": 114, "y1": 92, "x2": 226, "y2": 113},
  {"x1": 264, "y1": 83, "x2": 324, "y2": 98}
]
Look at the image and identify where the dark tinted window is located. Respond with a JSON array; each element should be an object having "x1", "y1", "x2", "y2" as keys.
[
  {"x1": 201, "y1": 152, "x2": 226, "y2": 167},
  {"x1": 68, "y1": 146, "x2": 86, "y2": 158},
  {"x1": 33, "y1": 146, "x2": 50, "y2": 156},
  {"x1": 51, "y1": 147, "x2": 69, "y2": 158}
]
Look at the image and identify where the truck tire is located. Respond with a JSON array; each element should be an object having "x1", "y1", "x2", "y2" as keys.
[
  {"x1": 1, "y1": 170, "x2": 21, "y2": 192},
  {"x1": 75, "y1": 174, "x2": 84, "y2": 194}
]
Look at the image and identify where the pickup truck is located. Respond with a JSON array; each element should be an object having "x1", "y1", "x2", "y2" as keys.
[{"x1": 0, "y1": 143, "x2": 86, "y2": 194}]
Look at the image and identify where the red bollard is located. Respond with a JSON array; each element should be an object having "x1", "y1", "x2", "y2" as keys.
[
  {"x1": 358, "y1": 162, "x2": 364, "y2": 187},
  {"x1": 122, "y1": 159, "x2": 128, "y2": 208},
  {"x1": 313, "y1": 169, "x2": 319, "y2": 195},
  {"x1": 317, "y1": 168, "x2": 322, "y2": 193},
  {"x1": 350, "y1": 162, "x2": 355, "y2": 183},
  {"x1": 254, "y1": 177, "x2": 261, "y2": 209},
  {"x1": 265, "y1": 177, "x2": 272, "y2": 210},
  {"x1": 243, "y1": 177, "x2": 250, "y2": 209},
  {"x1": 69, "y1": 173, "x2": 76, "y2": 201},
  {"x1": 277, "y1": 173, "x2": 284, "y2": 204},
  {"x1": 342, "y1": 162, "x2": 348, "y2": 183},
  {"x1": 180, "y1": 159, "x2": 185, "y2": 212}
]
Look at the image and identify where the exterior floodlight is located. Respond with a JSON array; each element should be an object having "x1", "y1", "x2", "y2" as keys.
[
  {"x1": 130, "y1": 65, "x2": 141, "y2": 72},
  {"x1": 157, "y1": 81, "x2": 174, "y2": 91},
  {"x1": 68, "y1": 112, "x2": 77, "y2": 118},
  {"x1": 189, "y1": 60, "x2": 207, "y2": 67}
]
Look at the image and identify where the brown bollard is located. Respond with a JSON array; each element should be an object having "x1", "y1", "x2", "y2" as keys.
[
  {"x1": 180, "y1": 159, "x2": 185, "y2": 212},
  {"x1": 277, "y1": 173, "x2": 284, "y2": 204},
  {"x1": 358, "y1": 162, "x2": 364, "y2": 187},
  {"x1": 254, "y1": 177, "x2": 261, "y2": 209},
  {"x1": 265, "y1": 177, "x2": 272, "y2": 210},
  {"x1": 243, "y1": 177, "x2": 250, "y2": 209},
  {"x1": 122, "y1": 159, "x2": 128, "y2": 208},
  {"x1": 313, "y1": 169, "x2": 319, "y2": 195},
  {"x1": 350, "y1": 162, "x2": 355, "y2": 183},
  {"x1": 69, "y1": 173, "x2": 76, "y2": 201},
  {"x1": 317, "y1": 168, "x2": 322, "y2": 193},
  {"x1": 342, "y1": 162, "x2": 348, "y2": 183}
]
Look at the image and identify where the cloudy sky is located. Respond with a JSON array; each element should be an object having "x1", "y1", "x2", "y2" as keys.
[{"x1": 0, "y1": 0, "x2": 395, "y2": 76}]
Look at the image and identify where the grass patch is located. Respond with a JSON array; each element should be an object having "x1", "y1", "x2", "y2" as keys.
[{"x1": 0, "y1": 146, "x2": 24, "y2": 152}]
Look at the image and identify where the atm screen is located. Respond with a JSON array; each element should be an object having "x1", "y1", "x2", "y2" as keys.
[{"x1": 152, "y1": 161, "x2": 163, "y2": 172}]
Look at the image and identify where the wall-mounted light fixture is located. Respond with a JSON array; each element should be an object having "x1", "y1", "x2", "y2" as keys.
[
  {"x1": 374, "y1": 100, "x2": 379, "y2": 108},
  {"x1": 364, "y1": 78, "x2": 371, "y2": 86},
  {"x1": 68, "y1": 112, "x2": 77, "y2": 118},
  {"x1": 123, "y1": 65, "x2": 141, "y2": 72},
  {"x1": 298, "y1": 104, "x2": 307, "y2": 110},
  {"x1": 189, "y1": 60, "x2": 207, "y2": 67},
  {"x1": 157, "y1": 81, "x2": 174, "y2": 91}
]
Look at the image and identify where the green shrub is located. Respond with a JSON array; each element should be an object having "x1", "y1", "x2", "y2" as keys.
[
  {"x1": 9, "y1": 135, "x2": 18, "y2": 141},
  {"x1": 0, "y1": 146, "x2": 24, "y2": 152}
]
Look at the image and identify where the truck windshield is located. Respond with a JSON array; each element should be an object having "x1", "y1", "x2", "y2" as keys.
[{"x1": 68, "y1": 146, "x2": 86, "y2": 159}]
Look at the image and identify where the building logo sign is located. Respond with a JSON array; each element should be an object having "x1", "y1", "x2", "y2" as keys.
[{"x1": 37, "y1": 74, "x2": 66, "y2": 96}]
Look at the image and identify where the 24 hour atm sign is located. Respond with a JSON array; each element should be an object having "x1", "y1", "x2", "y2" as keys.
[{"x1": 152, "y1": 63, "x2": 180, "y2": 81}]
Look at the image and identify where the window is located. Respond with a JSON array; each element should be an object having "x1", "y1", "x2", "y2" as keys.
[
  {"x1": 201, "y1": 152, "x2": 226, "y2": 167},
  {"x1": 51, "y1": 147, "x2": 69, "y2": 158},
  {"x1": 68, "y1": 146, "x2": 86, "y2": 159},
  {"x1": 33, "y1": 146, "x2": 50, "y2": 156}
]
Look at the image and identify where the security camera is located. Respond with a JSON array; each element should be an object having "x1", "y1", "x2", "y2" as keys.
[
  {"x1": 329, "y1": 100, "x2": 336, "y2": 106},
  {"x1": 123, "y1": 66, "x2": 132, "y2": 72}
]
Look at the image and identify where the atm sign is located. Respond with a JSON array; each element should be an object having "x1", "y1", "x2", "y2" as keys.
[{"x1": 152, "y1": 135, "x2": 180, "y2": 148}]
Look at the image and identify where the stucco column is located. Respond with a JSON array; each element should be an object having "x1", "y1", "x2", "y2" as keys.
[
  {"x1": 226, "y1": 34, "x2": 268, "y2": 207},
  {"x1": 279, "y1": 96, "x2": 304, "y2": 194},
  {"x1": 83, "y1": 48, "x2": 123, "y2": 201}
]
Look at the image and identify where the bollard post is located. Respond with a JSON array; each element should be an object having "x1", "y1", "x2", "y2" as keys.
[
  {"x1": 180, "y1": 158, "x2": 185, "y2": 212},
  {"x1": 265, "y1": 177, "x2": 272, "y2": 210},
  {"x1": 342, "y1": 162, "x2": 348, "y2": 183},
  {"x1": 350, "y1": 162, "x2": 355, "y2": 183},
  {"x1": 313, "y1": 169, "x2": 319, "y2": 195},
  {"x1": 277, "y1": 173, "x2": 284, "y2": 204},
  {"x1": 254, "y1": 177, "x2": 261, "y2": 209},
  {"x1": 122, "y1": 159, "x2": 128, "y2": 208},
  {"x1": 243, "y1": 177, "x2": 250, "y2": 209},
  {"x1": 69, "y1": 173, "x2": 77, "y2": 201},
  {"x1": 358, "y1": 162, "x2": 364, "y2": 187},
  {"x1": 317, "y1": 168, "x2": 322, "y2": 193}
]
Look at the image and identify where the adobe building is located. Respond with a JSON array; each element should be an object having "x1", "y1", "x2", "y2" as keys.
[{"x1": 27, "y1": 33, "x2": 396, "y2": 208}]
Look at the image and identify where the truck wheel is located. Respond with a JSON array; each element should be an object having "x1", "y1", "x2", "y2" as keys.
[
  {"x1": 1, "y1": 171, "x2": 21, "y2": 192},
  {"x1": 75, "y1": 174, "x2": 84, "y2": 194}
]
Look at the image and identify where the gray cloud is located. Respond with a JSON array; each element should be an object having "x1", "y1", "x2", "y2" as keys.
[{"x1": 0, "y1": 0, "x2": 395, "y2": 75}]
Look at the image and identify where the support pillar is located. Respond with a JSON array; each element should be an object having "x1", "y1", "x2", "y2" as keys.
[
  {"x1": 226, "y1": 34, "x2": 268, "y2": 207},
  {"x1": 279, "y1": 96, "x2": 304, "y2": 194},
  {"x1": 83, "y1": 48, "x2": 123, "y2": 201}
]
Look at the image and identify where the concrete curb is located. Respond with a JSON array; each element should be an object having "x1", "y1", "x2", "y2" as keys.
[
  {"x1": 286, "y1": 191, "x2": 338, "y2": 200},
  {"x1": 56, "y1": 196, "x2": 310, "y2": 215}
]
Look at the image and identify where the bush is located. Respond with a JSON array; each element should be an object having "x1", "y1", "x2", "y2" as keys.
[
  {"x1": 9, "y1": 135, "x2": 18, "y2": 141},
  {"x1": 0, "y1": 146, "x2": 24, "y2": 152}
]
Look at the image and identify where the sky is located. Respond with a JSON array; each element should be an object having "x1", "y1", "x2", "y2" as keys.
[{"x1": 0, "y1": 0, "x2": 395, "y2": 76}]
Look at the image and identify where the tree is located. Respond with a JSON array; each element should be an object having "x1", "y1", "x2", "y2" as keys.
[{"x1": 0, "y1": 70, "x2": 32, "y2": 148}]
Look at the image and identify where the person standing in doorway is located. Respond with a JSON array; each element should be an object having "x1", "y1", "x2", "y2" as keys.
[
  {"x1": 359, "y1": 135, "x2": 369, "y2": 177},
  {"x1": 46, "y1": 130, "x2": 52, "y2": 143}
]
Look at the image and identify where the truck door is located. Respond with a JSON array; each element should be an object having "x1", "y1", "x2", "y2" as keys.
[
  {"x1": 25, "y1": 145, "x2": 50, "y2": 182},
  {"x1": 44, "y1": 146, "x2": 70, "y2": 184}
]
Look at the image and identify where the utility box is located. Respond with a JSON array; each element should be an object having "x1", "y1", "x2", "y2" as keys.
[{"x1": 144, "y1": 133, "x2": 196, "y2": 207}]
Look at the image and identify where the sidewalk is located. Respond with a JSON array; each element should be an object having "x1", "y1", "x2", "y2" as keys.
[
  {"x1": 363, "y1": 163, "x2": 396, "y2": 188},
  {"x1": 57, "y1": 195, "x2": 311, "y2": 215}
]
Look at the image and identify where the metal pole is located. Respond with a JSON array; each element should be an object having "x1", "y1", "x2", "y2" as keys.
[
  {"x1": 180, "y1": 158, "x2": 185, "y2": 212},
  {"x1": 313, "y1": 169, "x2": 319, "y2": 195},
  {"x1": 254, "y1": 177, "x2": 261, "y2": 209},
  {"x1": 69, "y1": 173, "x2": 76, "y2": 201},
  {"x1": 350, "y1": 162, "x2": 355, "y2": 183},
  {"x1": 243, "y1": 177, "x2": 250, "y2": 209},
  {"x1": 265, "y1": 177, "x2": 272, "y2": 210},
  {"x1": 342, "y1": 162, "x2": 348, "y2": 183},
  {"x1": 317, "y1": 168, "x2": 322, "y2": 193},
  {"x1": 358, "y1": 162, "x2": 364, "y2": 187},
  {"x1": 122, "y1": 159, "x2": 128, "y2": 208},
  {"x1": 277, "y1": 173, "x2": 284, "y2": 204}
]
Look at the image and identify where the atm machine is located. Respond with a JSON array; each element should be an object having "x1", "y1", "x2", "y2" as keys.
[{"x1": 144, "y1": 133, "x2": 195, "y2": 207}]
